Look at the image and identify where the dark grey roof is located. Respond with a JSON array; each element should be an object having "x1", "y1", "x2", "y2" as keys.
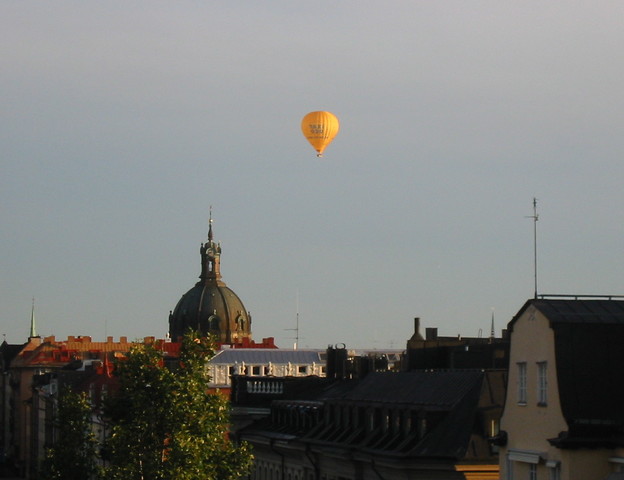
[
  {"x1": 209, "y1": 349, "x2": 324, "y2": 365},
  {"x1": 240, "y1": 370, "x2": 498, "y2": 462},
  {"x1": 509, "y1": 298, "x2": 624, "y2": 330},
  {"x1": 321, "y1": 370, "x2": 484, "y2": 408},
  {"x1": 309, "y1": 371, "x2": 485, "y2": 459},
  {"x1": 0, "y1": 341, "x2": 26, "y2": 370},
  {"x1": 535, "y1": 298, "x2": 624, "y2": 324}
]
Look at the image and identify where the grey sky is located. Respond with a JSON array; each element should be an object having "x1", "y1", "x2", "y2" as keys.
[{"x1": 2, "y1": 2, "x2": 624, "y2": 348}]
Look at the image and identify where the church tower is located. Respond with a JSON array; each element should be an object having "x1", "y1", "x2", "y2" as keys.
[{"x1": 168, "y1": 214, "x2": 252, "y2": 343}]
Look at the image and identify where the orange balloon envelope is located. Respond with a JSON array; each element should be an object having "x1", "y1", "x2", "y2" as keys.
[{"x1": 301, "y1": 111, "x2": 339, "y2": 157}]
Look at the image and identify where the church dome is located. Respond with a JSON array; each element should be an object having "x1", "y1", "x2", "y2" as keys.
[{"x1": 169, "y1": 218, "x2": 252, "y2": 344}]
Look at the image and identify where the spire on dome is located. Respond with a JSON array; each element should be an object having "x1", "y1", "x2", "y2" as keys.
[
  {"x1": 199, "y1": 207, "x2": 223, "y2": 285},
  {"x1": 208, "y1": 205, "x2": 214, "y2": 242}
]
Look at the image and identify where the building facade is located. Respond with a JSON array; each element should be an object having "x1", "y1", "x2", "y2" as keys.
[
  {"x1": 208, "y1": 348, "x2": 326, "y2": 391},
  {"x1": 1, "y1": 334, "x2": 177, "y2": 479}
]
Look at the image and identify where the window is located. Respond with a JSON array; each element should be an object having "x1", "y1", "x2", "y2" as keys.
[
  {"x1": 548, "y1": 464, "x2": 561, "y2": 480},
  {"x1": 489, "y1": 419, "x2": 499, "y2": 437},
  {"x1": 252, "y1": 366, "x2": 261, "y2": 376},
  {"x1": 403, "y1": 411, "x2": 412, "y2": 435},
  {"x1": 367, "y1": 408, "x2": 375, "y2": 431},
  {"x1": 529, "y1": 464, "x2": 537, "y2": 480},
  {"x1": 392, "y1": 410, "x2": 401, "y2": 433},
  {"x1": 417, "y1": 417, "x2": 427, "y2": 439},
  {"x1": 88, "y1": 383, "x2": 95, "y2": 404},
  {"x1": 506, "y1": 457, "x2": 514, "y2": 480},
  {"x1": 537, "y1": 361, "x2": 548, "y2": 405},
  {"x1": 381, "y1": 410, "x2": 389, "y2": 432},
  {"x1": 517, "y1": 362, "x2": 527, "y2": 404},
  {"x1": 342, "y1": 406, "x2": 350, "y2": 428}
]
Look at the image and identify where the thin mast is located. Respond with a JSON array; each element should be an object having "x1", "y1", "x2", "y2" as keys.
[
  {"x1": 285, "y1": 290, "x2": 300, "y2": 350},
  {"x1": 527, "y1": 198, "x2": 539, "y2": 298}
]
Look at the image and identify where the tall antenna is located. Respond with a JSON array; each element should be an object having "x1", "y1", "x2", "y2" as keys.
[
  {"x1": 526, "y1": 198, "x2": 539, "y2": 298},
  {"x1": 285, "y1": 290, "x2": 300, "y2": 350},
  {"x1": 295, "y1": 292, "x2": 299, "y2": 350}
]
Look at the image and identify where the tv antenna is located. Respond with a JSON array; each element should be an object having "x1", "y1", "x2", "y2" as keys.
[
  {"x1": 285, "y1": 290, "x2": 300, "y2": 350},
  {"x1": 525, "y1": 198, "x2": 539, "y2": 298}
]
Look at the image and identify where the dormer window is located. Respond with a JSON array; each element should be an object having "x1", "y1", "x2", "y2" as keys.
[
  {"x1": 381, "y1": 409, "x2": 389, "y2": 432},
  {"x1": 403, "y1": 411, "x2": 412, "y2": 436},
  {"x1": 367, "y1": 408, "x2": 376, "y2": 432}
]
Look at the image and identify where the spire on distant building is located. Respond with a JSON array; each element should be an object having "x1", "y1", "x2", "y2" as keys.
[{"x1": 29, "y1": 297, "x2": 38, "y2": 339}]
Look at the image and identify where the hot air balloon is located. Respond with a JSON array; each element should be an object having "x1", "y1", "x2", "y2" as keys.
[{"x1": 301, "y1": 111, "x2": 339, "y2": 157}]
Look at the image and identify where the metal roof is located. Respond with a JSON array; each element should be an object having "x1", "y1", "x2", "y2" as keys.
[
  {"x1": 209, "y1": 349, "x2": 324, "y2": 365},
  {"x1": 510, "y1": 298, "x2": 624, "y2": 330},
  {"x1": 322, "y1": 370, "x2": 484, "y2": 408}
]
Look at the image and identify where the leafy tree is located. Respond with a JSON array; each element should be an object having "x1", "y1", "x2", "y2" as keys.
[
  {"x1": 104, "y1": 331, "x2": 253, "y2": 480},
  {"x1": 40, "y1": 387, "x2": 102, "y2": 480}
]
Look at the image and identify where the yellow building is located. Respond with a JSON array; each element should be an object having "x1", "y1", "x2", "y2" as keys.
[{"x1": 497, "y1": 296, "x2": 624, "y2": 480}]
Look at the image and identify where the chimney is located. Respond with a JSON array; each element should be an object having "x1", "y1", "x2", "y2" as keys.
[
  {"x1": 414, "y1": 317, "x2": 420, "y2": 336},
  {"x1": 426, "y1": 328, "x2": 438, "y2": 341}
]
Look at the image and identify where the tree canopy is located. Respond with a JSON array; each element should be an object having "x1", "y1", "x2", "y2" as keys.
[
  {"x1": 40, "y1": 387, "x2": 102, "y2": 480},
  {"x1": 42, "y1": 331, "x2": 252, "y2": 480},
  {"x1": 104, "y1": 331, "x2": 253, "y2": 480}
]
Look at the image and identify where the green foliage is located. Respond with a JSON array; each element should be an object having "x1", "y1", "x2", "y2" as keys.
[
  {"x1": 104, "y1": 331, "x2": 253, "y2": 480},
  {"x1": 40, "y1": 388, "x2": 102, "y2": 480}
]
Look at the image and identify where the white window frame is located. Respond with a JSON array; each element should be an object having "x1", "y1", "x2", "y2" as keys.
[{"x1": 517, "y1": 362, "x2": 527, "y2": 404}]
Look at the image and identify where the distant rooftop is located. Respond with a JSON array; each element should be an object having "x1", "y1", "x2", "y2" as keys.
[{"x1": 210, "y1": 349, "x2": 325, "y2": 365}]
